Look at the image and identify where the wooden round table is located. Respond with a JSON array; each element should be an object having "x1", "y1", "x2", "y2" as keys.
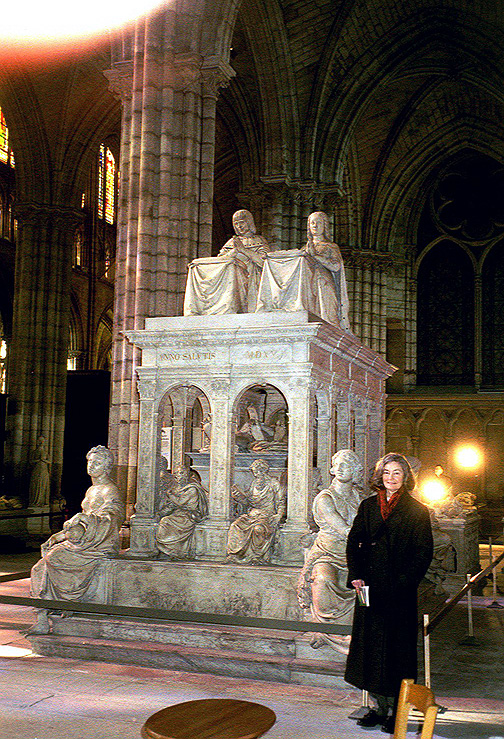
[{"x1": 141, "y1": 698, "x2": 276, "y2": 739}]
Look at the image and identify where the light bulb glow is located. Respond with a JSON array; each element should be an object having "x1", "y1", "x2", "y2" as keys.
[
  {"x1": 421, "y1": 479, "x2": 447, "y2": 504},
  {"x1": 454, "y1": 445, "x2": 482, "y2": 470},
  {"x1": 1, "y1": 1, "x2": 163, "y2": 43}
]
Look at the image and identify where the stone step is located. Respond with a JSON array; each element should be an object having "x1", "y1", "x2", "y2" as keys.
[{"x1": 28, "y1": 613, "x2": 348, "y2": 688}]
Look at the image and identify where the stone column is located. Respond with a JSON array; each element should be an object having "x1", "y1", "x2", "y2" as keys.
[
  {"x1": 354, "y1": 404, "x2": 368, "y2": 472},
  {"x1": 105, "y1": 23, "x2": 234, "y2": 516},
  {"x1": 276, "y1": 379, "x2": 312, "y2": 564},
  {"x1": 128, "y1": 370, "x2": 158, "y2": 556},
  {"x1": 5, "y1": 203, "x2": 80, "y2": 503}
]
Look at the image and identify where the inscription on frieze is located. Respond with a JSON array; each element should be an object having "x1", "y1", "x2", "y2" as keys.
[
  {"x1": 229, "y1": 345, "x2": 291, "y2": 364},
  {"x1": 158, "y1": 348, "x2": 218, "y2": 365}
]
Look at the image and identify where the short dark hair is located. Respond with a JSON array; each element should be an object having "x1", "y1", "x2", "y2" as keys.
[{"x1": 369, "y1": 452, "x2": 415, "y2": 494}]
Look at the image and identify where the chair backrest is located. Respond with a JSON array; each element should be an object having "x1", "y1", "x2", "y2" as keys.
[{"x1": 393, "y1": 679, "x2": 439, "y2": 739}]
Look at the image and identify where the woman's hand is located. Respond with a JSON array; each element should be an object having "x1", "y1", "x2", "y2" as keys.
[{"x1": 351, "y1": 579, "x2": 366, "y2": 590}]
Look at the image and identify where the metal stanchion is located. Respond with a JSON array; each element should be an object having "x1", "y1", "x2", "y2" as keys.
[
  {"x1": 348, "y1": 690, "x2": 369, "y2": 720},
  {"x1": 487, "y1": 537, "x2": 504, "y2": 610},
  {"x1": 460, "y1": 573, "x2": 478, "y2": 645},
  {"x1": 423, "y1": 613, "x2": 431, "y2": 688}
]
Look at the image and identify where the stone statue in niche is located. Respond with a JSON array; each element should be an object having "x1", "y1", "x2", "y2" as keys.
[
  {"x1": 226, "y1": 459, "x2": 287, "y2": 564},
  {"x1": 199, "y1": 413, "x2": 212, "y2": 452},
  {"x1": 183, "y1": 209, "x2": 270, "y2": 316},
  {"x1": 297, "y1": 449, "x2": 364, "y2": 654},
  {"x1": 30, "y1": 446, "x2": 125, "y2": 632},
  {"x1": 256, "y1": 211, "x2": 351, "y2": 329},
  {"x1": 155, "y1": 463, "x2": 209, "y2": 560},
  {"x1": 28, "y1": 435, "x2": 51, "y2": 507}
]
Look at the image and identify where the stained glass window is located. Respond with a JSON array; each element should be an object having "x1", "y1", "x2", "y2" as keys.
[
  {"x1": 0, "y1": 108, "x2": 9, "y2": 165},
  {"x1": 97, "y1": 144, "x2": 115, "y2": 224},
  {"x1": 105, "y1": 148, "x2": 115, "y2": 224},
  {"x1": 98, "y1": 143, "x2": 105, "y2": 219}
]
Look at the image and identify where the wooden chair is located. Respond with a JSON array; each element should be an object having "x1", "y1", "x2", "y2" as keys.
[{"x1": 393, "y1": 679, "x2": 439, "y2": 739}]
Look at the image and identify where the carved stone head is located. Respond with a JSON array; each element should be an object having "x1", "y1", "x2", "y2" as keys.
[
  {"x1": 330, "y1": 448, "x2": 363, "y2": 486},
  {"x1": 86, "y1": 445, "x2": 114, "y2": 476},
  {"x1": 233, "y1": 209, "x2": 256, "y2": 236},
  {"x1": 307, "y1": 211, "x2": 330, "y2": 243}
]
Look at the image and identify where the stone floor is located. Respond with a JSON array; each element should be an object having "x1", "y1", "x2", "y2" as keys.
[{"x1": 1, "y1": 549, "x2": 504, "y2": 739}]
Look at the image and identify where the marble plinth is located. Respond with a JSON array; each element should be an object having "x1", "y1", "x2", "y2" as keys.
[
  {"x1": 437, "y1": 510, "x2": 481, "y2": 595},
  {"x1": 110, "y1": 556, "x2": 301, "y2": 619}
]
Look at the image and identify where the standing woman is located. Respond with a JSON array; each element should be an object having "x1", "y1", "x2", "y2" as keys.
[{"x1": 345, "y1": 453, "x2": 433, "y2": 734}]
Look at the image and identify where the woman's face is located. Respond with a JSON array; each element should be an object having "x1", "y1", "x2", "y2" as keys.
[
  {"x1": 87, "y1": 453, "x2": 106, "y2": 477},
  {"x1": 382, "y1": 461, "x2": 405, "y2": 494}
]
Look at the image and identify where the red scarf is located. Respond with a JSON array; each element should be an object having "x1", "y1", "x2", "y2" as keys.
[{"x1": 377, "y1": 488, "x2": 402, "y2": 520}]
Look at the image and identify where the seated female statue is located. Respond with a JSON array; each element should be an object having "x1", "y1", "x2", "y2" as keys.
[
  {"x1": 226, "y1": 459, "x2": 286, "y2": 564},
  {"x1": 30, "y1": 446, "x2": 125, "y2": 605},
  {"x1": 155, "y1": 464, "x2": 209, "y2": 559},
  {"x1": 297, "y1": 449, "x2": 363, "y2": 653}
]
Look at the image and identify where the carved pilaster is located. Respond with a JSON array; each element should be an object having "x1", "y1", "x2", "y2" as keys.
[
  {"x1": 198, "y1": 379, "x2": 234, "y2": 559},
  {"x1": 129, "y1": 371, "x2": 158, "y2": 557}
]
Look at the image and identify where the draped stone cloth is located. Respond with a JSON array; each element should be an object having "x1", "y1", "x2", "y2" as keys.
[
  {"x1": 183, "y1": 235, "x2": 268, "y2": 315},
  {"x1": 31, "y1": 484, "x2": 125, "y2": 602},
  {"x1": 156, "y1": 480, "x2": 209, "y2": 559},
  {"x1": 256, "y1": 250, "x2": 350, "y2": 329}
]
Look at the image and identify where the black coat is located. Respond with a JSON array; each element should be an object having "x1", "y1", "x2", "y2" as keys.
[{"x1": 344, "y1": 492, "x2": 433, "y2": 697}]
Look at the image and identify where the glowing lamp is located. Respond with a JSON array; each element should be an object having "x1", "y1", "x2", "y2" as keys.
[
  {"x1": 454, "y1": 445, "x2": 482, "y2": 470},
  {"x1": 2, "y1": 1, "x2": 164, "y2": 43},
  {"x1": 421, "y1": 479, "x2": 447, "y2": 505}
]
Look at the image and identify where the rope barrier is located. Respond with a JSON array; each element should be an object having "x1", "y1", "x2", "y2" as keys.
[
  {"x1": 423, "y1": 546, "x2": 504, "y2": 687},
  {"x1": 0, "y1": 582, "x2": 352, "y2": 637}
]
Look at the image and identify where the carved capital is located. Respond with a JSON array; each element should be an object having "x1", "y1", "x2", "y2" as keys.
[
  {"x1": 201, "y1": 57, "x2": 236, "y2": 99},
  {"x1": 137, "y1": 377, "x2": 157, "y2": 400},
  {"x1": 210, "y1": 379, "x2": 231, "y2": 396},
  {"x1": 14, "y1": 202, "x2": 83, "y2": 234},
  {"x1": 103, "y1": 62, "x2": 134, "y2": 103},
  {"x1": 289, "y1": 181, "x2": 345, "y2": 209}
]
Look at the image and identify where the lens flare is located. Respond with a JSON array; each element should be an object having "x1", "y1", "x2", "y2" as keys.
[
  {"x1": 454, "y1": 445, "x2": 482, "y2": 470},
  {"x1": 2, "y1": 1, "x2": 163, "y2": 43}
]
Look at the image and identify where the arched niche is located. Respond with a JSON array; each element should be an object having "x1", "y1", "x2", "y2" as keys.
[
  {"x1": 230, "y1": 383, "x2": 289, "y2": 498},
  {"x1": 157, "y1": 384, "x2": 211, "y2": 490}
]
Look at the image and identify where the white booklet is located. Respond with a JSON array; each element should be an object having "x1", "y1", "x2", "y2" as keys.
[{"x1": 356, "y1": 585, "x2": 370, "y2": 607}]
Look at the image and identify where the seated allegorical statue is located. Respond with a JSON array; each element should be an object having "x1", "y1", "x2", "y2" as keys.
[
  {"x1": 256, "y1": 211, "x2": 351, "y2": 329},
  {"x1": 297, "y1": 449, "x2": 364, "y2": 654},
  {"x1": 226, "y1": 459, "x2": 286, "y2": 564},
  {"x1": 30, "y1": 445, "x2": 125, "y2": 632},
  {"x1": 183, "y1": 209, "x2": 270, "y2": 316},
  {"x1": 155, "y1": 463, "x2": 209, "y2": 559}
]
